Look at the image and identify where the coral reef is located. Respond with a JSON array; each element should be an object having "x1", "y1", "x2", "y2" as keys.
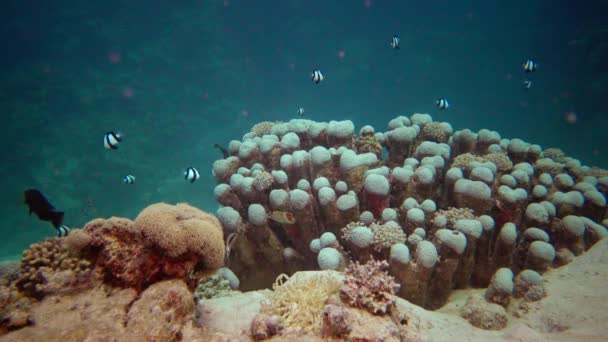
[
  {"x1": 2, "y1": 113, "x2": 608, "y2": 340},
  {"x1": 211, "y1": 114, "x2": 607, "y2": 311}
]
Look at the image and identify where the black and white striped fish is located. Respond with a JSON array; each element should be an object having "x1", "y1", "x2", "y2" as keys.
[
  {"x1": 523, "y1": 59, "x2": 537, "y2": 73},
  {"x1": 103, "y1": 131, "x2": 123, "y2": 150},
  {"x1": 311, "y1": 69, "x2": 324, "y2": 84},
  {"x1": 436, "y1": 98, "x2": 449, "y2": 110},
  {"x1": 297, "y1": 107, "x2": 305, "y2": 116},
  {"x1": 390, "y1": 35, "x2": 400, "y2": 49},
  {"x1": 184, "y1": 166, "x2": 200, "y2": 183},
  {"x1": 57, "y1": 225, "x2": 70, "y2": 237},
  {"x1": 523, "y1": 79, "x2": 532, "y2": 90},
  {"x1": 123, "y1": 175, "x2": 135, "y2": 184}
]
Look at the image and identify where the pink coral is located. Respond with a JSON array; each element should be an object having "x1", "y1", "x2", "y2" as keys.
[{"x1": 339, "y1": 259, "x2": 400, "y2": 315}]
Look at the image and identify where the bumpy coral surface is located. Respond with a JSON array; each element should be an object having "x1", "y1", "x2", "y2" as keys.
[
  {"x1": 14, "y1": 239, "x2": 93, "y2": 299},
  {"x1": 134, "y1": 203, "x2": 225, "y2": 264}
]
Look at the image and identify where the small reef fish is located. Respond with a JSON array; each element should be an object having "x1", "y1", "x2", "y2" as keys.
[
  {"x1": 390, "y1": 35, "x2": 400, "y2": 49},
  {"x1": 24, "y1": 189, "x2": 64, "y2": 229},
  {"x1": 214, "y1": 143, "x2": 229, "y2": 159},
  {"x1": 523, "y1": 59, "x2": 537, "y2": 73},
  {"x1": 297, "y1": 107, "x2": 305, "y2": 116},
  {"x1": 523, "y1": 79, "x2": 532, "y2": 90},
  {"x1": 103, "y1": 131, "x2": 123, "y2": 150},
  {"x1": 184, "y1": 166, "x2": 200, "y2": 183},
  {"x1": 436, "y1": 98, "x2": 449, "y2": 110},
  {"x1": 123, "y1": 175, "x2": 135, "y2": 184},
  {"x1": 224, "y1": 232, "x2": 238, "y2": 266},
  {"x1": 57, "y1": 225, "x2": 70, "y2": 237},
  {"x1": 311, "y1": 69, "x2": 324, "y2": 84},
  {"x1": 269, "y1": 211, "x2": 296, "y2": 224}
]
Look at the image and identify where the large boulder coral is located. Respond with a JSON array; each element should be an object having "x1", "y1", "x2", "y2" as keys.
[
  {"x1": 134, "y1": 203, "x2": 225, "y2": 264},
  {"x1": 70, "y1": 203, "x2": 224, "y2": 290}
]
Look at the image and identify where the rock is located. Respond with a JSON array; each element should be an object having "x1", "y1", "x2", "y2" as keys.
[
  {"x1": 250, "y1": 314, "x2": 282, "y2": 340},
  {"x1": 195, "y1": 289, "x2": 269, "y2": 337},
  {"x1": 461, "y1": 294, "x2": 508, "y2": 330},
  {"x1": 125, "y1": 279, "x2": 194, "y2": 341}
]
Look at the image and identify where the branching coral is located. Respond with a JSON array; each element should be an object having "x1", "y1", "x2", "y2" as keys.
[
  {"x1": 260, "y1": 271, "x2": 343, "y2": 334},
  {"x1": 340, "y1": 259, "x2": 399, "y2": 315}
]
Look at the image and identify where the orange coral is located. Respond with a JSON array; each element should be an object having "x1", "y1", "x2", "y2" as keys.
[{"x1": 134, "y1": 203, "x2": 225, "y2": 268}]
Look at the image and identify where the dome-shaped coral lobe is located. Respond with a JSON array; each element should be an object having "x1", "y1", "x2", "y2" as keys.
[
  {"x1": 76, "y1": 203, "x2": 225, "y2": 290},
  {"x1": 134, "y1": 203, "x2": 225, "y2": 267}
]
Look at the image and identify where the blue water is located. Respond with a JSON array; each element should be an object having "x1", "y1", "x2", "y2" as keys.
[{"x1": 1, "y1": 0, "x2": 606, "y2": 259}]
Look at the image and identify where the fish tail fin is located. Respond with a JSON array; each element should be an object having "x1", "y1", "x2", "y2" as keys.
[{"x1": 51, "y1": 211, "x2": 64, "y2": 229}]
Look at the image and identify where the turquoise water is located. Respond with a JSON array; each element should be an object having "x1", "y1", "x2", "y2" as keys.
[{"x1": 1, "y1": 0, "x2": 606, "y2": 259}]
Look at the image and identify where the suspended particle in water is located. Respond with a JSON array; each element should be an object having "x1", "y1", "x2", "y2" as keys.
[
  {"x1": 565, "y1": 111, "x2": 577, "y2": 124},
  {"x1": 122, "y1": 87, "x2": 134, "y2": 99},
  {"x1": 108, "y1": 51, "x2": 122, "y2": 64}
]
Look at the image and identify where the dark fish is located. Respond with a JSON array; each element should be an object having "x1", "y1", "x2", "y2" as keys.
[
  {"x1": 214, "y1": 144, "x2": 229, "y2": 158},
  {"x1": 24, "y1": 189, "x2": 64, "y2": 228}
]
